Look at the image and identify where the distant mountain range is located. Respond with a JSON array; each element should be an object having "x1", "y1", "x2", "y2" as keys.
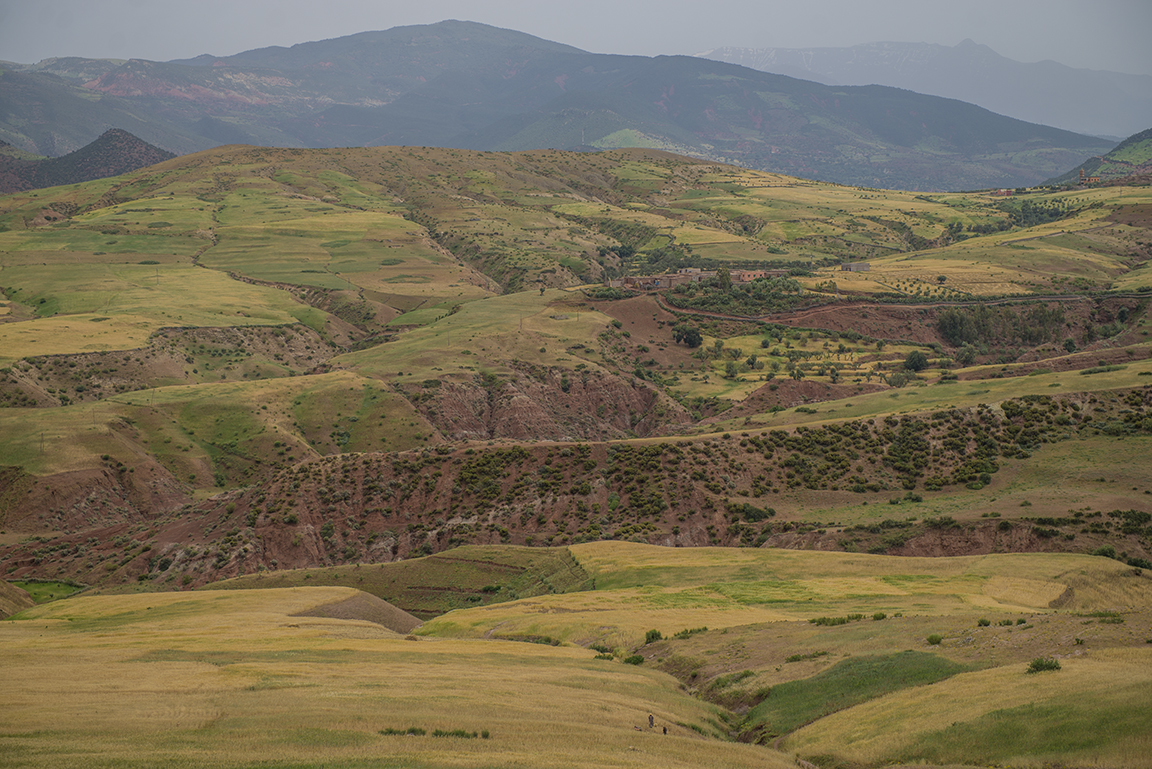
[
  {"x1": 0, "y1": 128, "x2": 174, "y2": 194},
  {"x1": 697, "y1": 40, "x2": 1152, "y2": 140},
  {"x1": 0, "y1": 21, "x2": 1116, "y2": 191}
]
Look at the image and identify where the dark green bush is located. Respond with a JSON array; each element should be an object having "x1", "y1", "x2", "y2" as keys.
[
  {"x1": 1026, "y1": 657, "x2": 1061, "y2": 673},
  {"x1": 926, "y1": 634, "x2": 943, "y2": 645},
  {"x1": 645, "y1": 629, "x2": 663, "y2": 644},
  {"x1": 623, "y1": 655, "x2": 645, "y2": 665}
]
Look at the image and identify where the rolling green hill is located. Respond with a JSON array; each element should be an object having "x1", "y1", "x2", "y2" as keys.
[
  {"x1": 1047, "y1": 126, "x2": 1152, "y2": 185},
  {"x1": 1, "y1": 143, "x2": 1151, "y2": 769},
  {"x1": 0, "y1": 143, "x2": 1149, "y2": 591}
]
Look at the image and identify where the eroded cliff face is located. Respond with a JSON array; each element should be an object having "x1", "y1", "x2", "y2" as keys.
[
  {"x1": 411, "y1": 365, "x2": 692, "y2": 442},
  {"x1": 0, "y1": 460, "x2": 190, "y2": 533}
]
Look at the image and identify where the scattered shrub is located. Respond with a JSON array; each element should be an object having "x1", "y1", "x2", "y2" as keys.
[
  {"x1": 926, "y1": 634, "x2": 943, "y2": 645},
  {"x1": 623, "y1": 655, "x2": 645, "y2": 665},
  {"x1": 1026, "y1": 657, "x2": 1061, "y2": 674},
  {"x1": 872, "y1": 612, "x2": 887, "y2": 621},
  {"x1": 808, "y1": 614, "x2": 864, "y2": 626},
  {"x1": 645, "y1": 629, "x2": 663, "y2": 644},
  {"x1": 977, "y1": 618, "x2": 990, "y2": 627}
]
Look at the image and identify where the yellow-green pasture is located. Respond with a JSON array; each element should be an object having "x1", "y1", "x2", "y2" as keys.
[
  {"x1": 415, "y1": 543, "x2": 1152, "y2": 767},
  {"x1": 341, "y1": 289, "x2": 615, "y2": 382},
  {"x1": 0, "y1": 262, "x2": 308, "y2": 365},
  {"x1": 0, "y1": 371, "x2": 431, "y2": 481},
  {"x1": 421, "y1": 543, "x2": 1148, "y2": 649},
  {"x1": 0, "y1": 225, "x2": 205, "y2": 259},
  {"x1": 68, "y1": 194, "x2": 217, "y2": 235},
  {"x1": 0, "y1": 587, "x2": 790, "y2": 769},
  {"x1": 814, "y1": 184, "x2": 1152, "y2": 295},
  {"x1": 784, "y1": 647, "x2": 1152, "y2": 768},
  {"x1": 429, "y1": 200, "x2": 608, "y2": 282},
  {"x1": 211, "y1": 200, "x2": 494, "y2": 303},
  {"x1": 867, "y1": 236, "x2": 1130, "y2": 295}
]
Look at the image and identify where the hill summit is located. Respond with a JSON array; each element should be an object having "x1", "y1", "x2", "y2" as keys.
[{"x1": 0, "y1": 128, "x2": 174, "y2": 194}]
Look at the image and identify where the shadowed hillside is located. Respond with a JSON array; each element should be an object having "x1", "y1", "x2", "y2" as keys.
[{"x1": 0, "y1": 128, "x2": 174, "y2": 194}]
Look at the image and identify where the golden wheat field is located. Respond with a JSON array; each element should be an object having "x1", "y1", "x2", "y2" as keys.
[{"x1": 0, "y1": 585, "x2": 792, "y2": 769}]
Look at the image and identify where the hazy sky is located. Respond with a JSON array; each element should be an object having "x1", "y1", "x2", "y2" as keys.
[{"x1": 2, "y1": 0, "x2": 1150, "y2": 75}]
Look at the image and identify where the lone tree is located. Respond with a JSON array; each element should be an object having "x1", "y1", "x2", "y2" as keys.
[
  {"x1": 672, "y1": 323, "x2": 703, "y2": 348},
  {"x1": 937, "y1": 275, "x2": 947, "y2": 284},
  {"x1": 716, "y1": 268, "x2": 732, "y2": 291},
  {"x1": 903, "y1": 350, "x2": 929, "y2": 371}
]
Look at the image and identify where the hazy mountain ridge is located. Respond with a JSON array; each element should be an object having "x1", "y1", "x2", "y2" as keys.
[
  {"x1": 697, "y1": 39, "x2": 1152, "y2": 139},
  {"x1": 0, "y1": 68, "x2": 210, "y2": 155},
  {"x1": 0, "y1": 21, "x2": 1114, "y2": 191}
]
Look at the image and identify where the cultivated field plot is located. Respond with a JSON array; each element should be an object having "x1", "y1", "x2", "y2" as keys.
[
  {"x1": 0, "y1": 371, "x2": 432, "y2": 480},
  {"x1": 0, "y1": 263, "x2": 306, "y2": 365},
  {"x1": 340, "y1": 288, "x2": 616, "y2": 382},
  {"x1": 0, "y1": 586, "x2": 789, "y2": 769},
  {"x1": 423, "y1": 543, "x2": 1151, "y2": 643}
]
